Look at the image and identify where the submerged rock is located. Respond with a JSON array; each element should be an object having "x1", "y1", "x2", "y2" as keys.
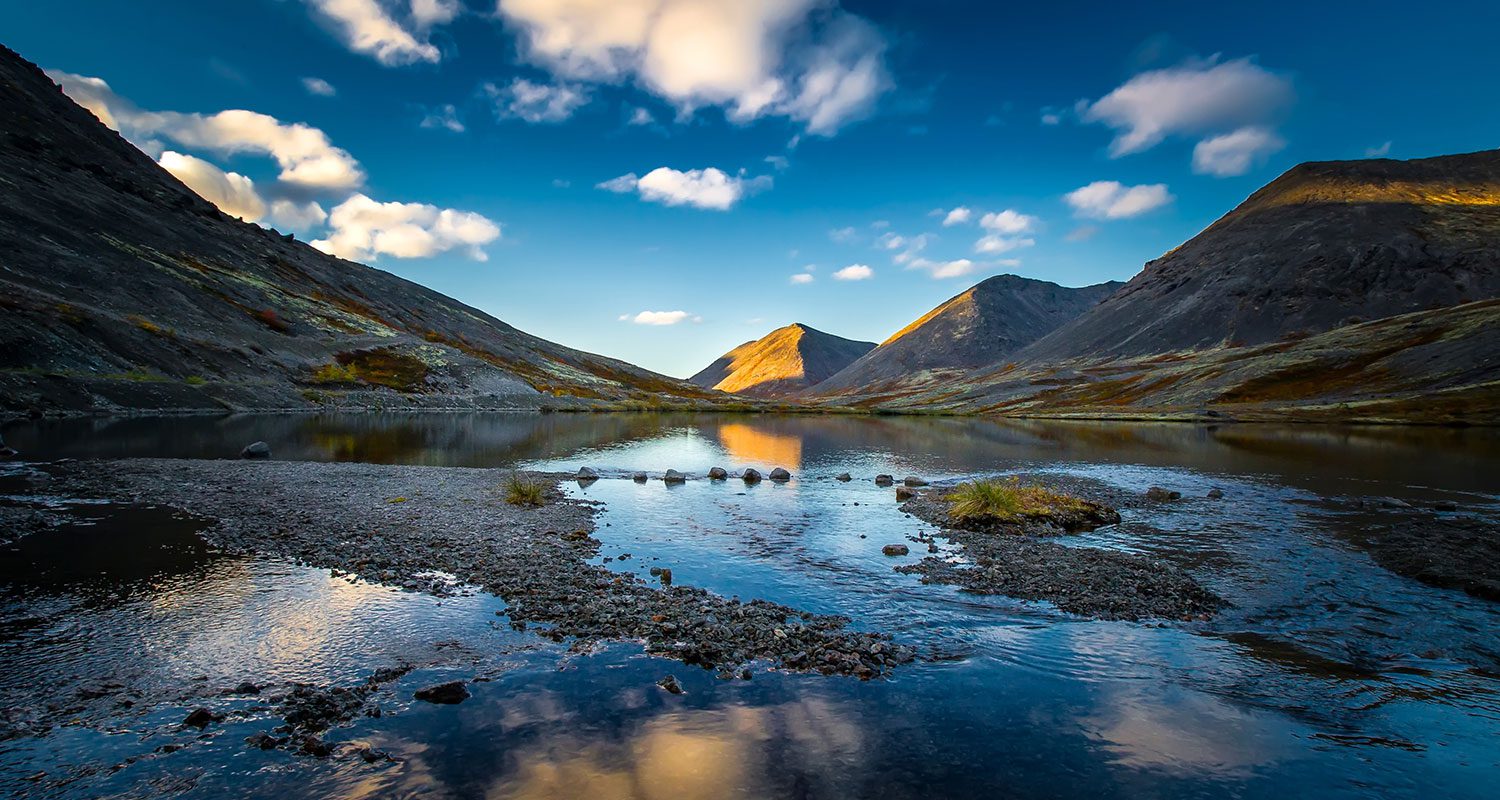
[
  {"x1": 1145, "y1": 486, "x2": 1181, "y2": 501},
  {"x1": 240, "y1": 441, "x2": 271, "y2": 460},
  {"x1": 882, "y1": 544, "x2": 910, "y2": 556},
  {"x1": 632, "y1": 472, "x2": 648, "y2": 483},
  {"x1": 413, "y1": 681, "x2": 470, "y2": 705},
  {"x1": 903, "y1": 476, "x2": 929, "y2": 487},
  {"x1": 742, "y1": 468, "x2": 763, "y2": 484},
  {"x1": 1206, "y1": 488, "x2": 1225, "y2": 499},
  {"x1": 707, "y1": 467, "x2": 728, "y2": 480},
  {"x1": 657, "y1": 675, "x2": 684, "y2": 694},
  {"x1": 183, "y1": 707, "x2": 217, "y2": 728},
  {"x1": 769, "y1": 467, "x2": 792, "y2": 482},
  {"x1": 874, "y1": 474, "x2": 894, "y2": 486},
  {"x1": 663, "y1": 469, "x2": 687, "y2": 484},
  {"x1": 835, "y1": 473, "x2": 852, "y2": 482}
]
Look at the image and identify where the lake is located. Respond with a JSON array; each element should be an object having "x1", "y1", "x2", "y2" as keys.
[{"x1": 1, "y1": 412, "x2": 1498, "y2": 799}]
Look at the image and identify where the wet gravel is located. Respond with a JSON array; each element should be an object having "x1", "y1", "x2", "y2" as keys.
[
  {"x1": 1332, "y1": 506, "x2": 1500, "y2": 602},
  {"x1": 896, "y1": 474, "x2": 1226, "y2": 621},
  {"x1": 38, "y1": 459, "x2": 915, "y2": 679}
]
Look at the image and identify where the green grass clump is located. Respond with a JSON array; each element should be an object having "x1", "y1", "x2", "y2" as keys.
[
  {"x1": 945, "y1": 477, "x2": 1089, "y2": 523},
  {"x1": 184, "y1": 375, "x2": 206, "y2": 386},
  {"x1": 503, "y1": 473, "x2": 547, "y2": 507}
]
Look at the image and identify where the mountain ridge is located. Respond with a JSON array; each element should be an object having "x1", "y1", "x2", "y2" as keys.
[{"x1": 689, "y1": 323, "x2": 875, "y2": 398}]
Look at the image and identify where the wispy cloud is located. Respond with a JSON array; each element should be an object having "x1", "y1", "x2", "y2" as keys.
[
  {"x1": 620, "y1": 310, "x2": 697, "y2": 325},
  {"x1": 1064, "y1": 181, "x2": 1173, "y2": 219}
]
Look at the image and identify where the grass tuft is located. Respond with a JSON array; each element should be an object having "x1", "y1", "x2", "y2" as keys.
[
  {"x1": 503, "y1": 473, "x2": 547, "y2": 507},
  {"x1": 945, "y1": 477, "x2": 1091, "y2": 523}
]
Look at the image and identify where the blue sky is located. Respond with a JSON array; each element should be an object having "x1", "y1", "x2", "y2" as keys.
[{"x1": 7, "y1": 1, "x2": 1499, "y2": 377}]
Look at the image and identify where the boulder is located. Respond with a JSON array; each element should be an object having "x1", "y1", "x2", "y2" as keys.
[
  {"x1": 835, "y1": 473, "x2": 852, "y2": 482},
  {"x1": 707, "y1": 466, "x2": 729, "y2": 480},
  {"x1": 874, "y1": 474, "x2": 894, "y2": 486},
  {"x1": 632, "y1": 472, "x2": 648, "y2": 483},
  {"x1": 183, "y1": 708, "x2": 217, "y2": 728},
  {"x1": 575, "y1": 466, "x2": 598, "y2": 482},
  {"x1": 742, "y1": 468, "x2": 763, "y2": 484},
  {"x1": 882, "y1": 544, "x2": 910, "y2": 556},
  {"x1": 663, "y1": 469, "x2": 687, "y2": 484},
  {"x1": 895, "y1": 486, "x2": 916, "y2": 501},
  {"x1": 903, "y1": 476, "x2": 929, "y2": 487},
  {"x1": 658, "y1": 567, "x2": 673, "y2": 586},
  {"x1": 1145, "y1": 486, "x2": 1181, "y2": 501},
  {"x1": 240, "y1": 441, "x2": 271, "y2": 459},
  {"x1": 1206, "y1": 488, "x2": 1225, "y2": 499},
  {"x1": 657, "y1": 675, "x2": 684, "y2": 694},
  {"x1": 769, "y1": 467, "x2": 792, "y2": 482},
  {"x1": 413, "y1": 681, "x2": 470, "y2": 704}
]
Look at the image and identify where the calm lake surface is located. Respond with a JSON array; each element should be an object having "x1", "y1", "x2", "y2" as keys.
[{"x1": 2, "y1": 412, "x2": 1498, "y2": 799}]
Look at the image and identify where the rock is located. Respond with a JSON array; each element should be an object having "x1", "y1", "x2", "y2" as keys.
[
  {"x1": 413, "y1": 681, "x2": 470, "y2": 704},
  {"x1": 240, "y1": 441, "x2": 271, "y2": 460},
  {"x1": 246, "y1": 732, "x2": 282, "y2": 750},
  {"x1": 1206, "y1": 488, "x2": 1225, "y2": 500},
  {"x1": 895, "y1": 486, "x2": 916, "y2": 501},
  {"x1": 769, "y1": 467, "x2": 792, "y2": 482},
  {"x1": 657, "y1": 675, "x2": 684, "y2": 694},
  {"x1": 663, "y1": 469, "x2": 687, "y2": 484},
  {"x1": 882, "y1": 544, "x2": 910, "y2": 556},
  {"x1": 575, "y1": 467, "x2": 598, "y2": 482},
  {"x1": 632, "y1": 472, "x2": 648, "y2": 483},
  {"x1": 835, "y1": 473, "x2": 852, "y2": 482},
  {"x1": 874, "y1": 474, "x2": 894, "y2": 486},
  {"x1": 0, "y1": 446, "x2": 17, "y2": 459},
  {"x1": 1145, "y1": 486, "x2": 1181, "y2": 501},
  {"x1": 183, "y1": 707, "x2": 217, "y2": 728},
  {"x1": 742, "y1": 468, "x2": 763, "y2": 484},
  {"x1": 1381, "y1": 498, "x2": 1414, "y2": 509},
  {"x1": 225, "y1": 681, "x2": 261, "y2": 695},
  {"x1": 649, "y1": 566, "x2": 662, "y2": 576},
  {"x1": 903, "y1": 476, "x2": 929, "y2": 487},
  {"x1": 658, "y1": 568, "x2": 673, "y2": 586},
  {"x1": 707, "y1": 467, "x2": 728, "y2": 480}
]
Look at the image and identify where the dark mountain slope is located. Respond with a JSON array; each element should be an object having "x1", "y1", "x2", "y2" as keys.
[
  {"x1": 0, "y1": 45, "x2": 721, "y2": 416},
  {"x1": 812, "y1": 275, "x2": 1122, "y2": 394},
  {"x1": 1022, "y1": 151, "x2": 1500, "y2": 361},
  {"x1": 689, "y1": 324, "x2": 875, "y2": 398}
]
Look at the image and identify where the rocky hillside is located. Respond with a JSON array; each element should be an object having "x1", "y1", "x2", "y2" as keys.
[
  {"x1": 1022, "y1": 151, "x2": 1500, "y2": 361},
  {"x1": 689, "y1": 324, "x2": 875, "y2": 398},
  {"x1": 0, "y1": 46, "x2": 723, "y2": 416},
  {"x1": 812, "y1": 275, "x2": 1122, "y2": 394}
]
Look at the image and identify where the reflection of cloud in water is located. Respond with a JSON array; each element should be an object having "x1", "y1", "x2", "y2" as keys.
[
  {"x1": 716, "y1": 423, "x2": 803, "y2": 471},
  {"x1": 1085, "y1": 684, "x2": 1281, "y2": 777},
  {"x1": 488, "y1": 697, "x2": 863, "y2": 799}
]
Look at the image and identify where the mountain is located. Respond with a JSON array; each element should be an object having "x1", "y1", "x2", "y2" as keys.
[
  {"x1": 689, "y1": 323, "x2": 875, "y2": 398},
  {"x1": 0, "y1": 46, "x2": 722, "y2": 416},
  {"x1": 811, "y1": 275, "x2": 1122, "y2": 395},
  {"x1": 1021, "y1": 151, "x2": 1500, "y2": 362}
]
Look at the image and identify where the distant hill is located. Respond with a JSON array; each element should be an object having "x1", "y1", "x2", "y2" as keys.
[
  {"x1": 1022, "y1": 151, "x2": 1500, "y2": 361},
  {"x1": 0, "y1": 45, "x2": 722, "y2": 416},
  {"x1": 812, "y1": 275, "x2": 1122, "y2": 394},
  {"x1": 689, "y1": 324, "x2": 875, "y2": 398}
]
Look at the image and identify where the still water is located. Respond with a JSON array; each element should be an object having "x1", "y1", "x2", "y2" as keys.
[{"x1": 1, "y1": 412, "x2": 1498, "y2": 799}]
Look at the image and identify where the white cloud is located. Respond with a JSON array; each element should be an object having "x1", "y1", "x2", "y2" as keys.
[
  {"x1": 907, "y1": 257, "x2": 979, "y2": 279},
  {"x1": 627, "y1": 106, "x2": 655, "y2": 126},
  {"x1": 876, "y1": 232, "x2": 905, "y2": 250},
  {"x1": 158, "y1": 151, "x2": 266, "y2": 221},
  {"x1": 302, "y1": 77, "x2": 337, "y2": 96},
  {"x1": 420, "y1": 103, "x2": 465, "y2": 132},
  {"x1": 1064, "y1": 181, "x2": 1174, "y2": 220},
  {"x1": 494, "y1": 0, "x2": 890, "y2": 136},
  {"x1": 975, "y1": 234, "x2": 1035, "y2": 255},
  {"x1": 622, "y1": 310, "x2": 693, "y2": 325},
  {"x1": 1082, "y1": 56, "x2": 1293, "y2": 161},
  {"x1": 1191, "y1": 126, "x2": 1284, "y2": 176},
  {"x1": 312, "y1": 193, "x2": 501, "y2": 262},
  {"x1": 832, "y1": 263, "x2": 872, "y2": 281},
  {"x1": 597, "y1": 167, "x2": 771, "y2": 210},
  {"x1": 1365, "y1": 140, "x2": 1393, "y2": 158},
  {"x1": 764, "y1": 154, "x2": 790, "y2": 171},
  {"x1": 828, "y1": 226, "x2": 858, "y2": 243},
  {"x1": 979, "y1": 209, "x2": 1037, "y2": 234},
  {"x1": 790, "y1": 272, "x2": 814, "y2": 284},
  {"x1": 890, "y1": 233, "x2": 930, "y2": 265},
  {"x1": 1040, "y1": 111, "x2": 1061, "y2": 126},
  {"x1": 303, "y1": 0, "x2": 446, "y2": 66},
  {"x1": 49, "y1": 70, "x2": 365, "y2": 190},
  {"x1": 485, "y1": 78, "x2": 590, "y2": 123},
  {"x1": 940, "y1": 206, "x2": 972, "y2": 226},
  {"x1": 268, "y1": 199, "x2": 329, "y2": 231}
]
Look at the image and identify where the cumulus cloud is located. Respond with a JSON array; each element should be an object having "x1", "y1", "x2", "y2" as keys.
[
  {"x1": 1081, "y1": 56, "x2": 1293, "y2": 169},
  {"x1": 621, "y1": 310, "x2": 694, "y2": 325},
  {"x1": 973, "y1": 209, "x2": 1037, "y2": 254},
  {"x1": 268, "y1": 199, "x2": 329, "y2": 231},
  {"x1": 302, "y1": 77, "x2": 337, "y2": 96},
  {"x1": 906, "y1": 257, "x2": 979, "y2": 279},
  {"x1": 158, "y1": 151, "x2": 266, "y2": 221},
  {"x1": 1191, "y1": 126, "x2": 1284, "y2": 176},
  {"x1": 485, "y1": 78, "x2": 590, "y2": 123},
  {"x1": 494, "y1": 0, "x2": 890, "y2": 135},
  {"x1": 832, "y1": 263, "x2": 872, "y2": 281},
  {"x1": 890, "y1": 233, "x2": 930, "y2": 265},
  {"x1": 938, "y1": 206, "x2": 971, "y2": 226},
  {"x1": 596, "y1": 167, "x2": 771, "y2": 210},
  {"x1": 790, "y1": 272, "x2": 814, "y2": 284},
  {"x1": 302, "y1": 0, "x2": 449, "y2": 66},
  {"x1": 49, "y1": 70, "x2": 365, "y2": 190},
  {"x1": 312, "y1": 193, "x2": 501, "y2": 261},
  {"x1": 420, "y1": 103, "x2": 465, "y2": 132},
  {"x1": 1064, "y1": 181, "x2": 1173, "y2": 220},
  {"x1": 876, "y1": 232, "x2": 905, "y2": 250}
]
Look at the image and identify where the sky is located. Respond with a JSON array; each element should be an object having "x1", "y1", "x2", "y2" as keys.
[{"x1": 7, "y1": 1, "x2": 1499, "y2": 377}]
